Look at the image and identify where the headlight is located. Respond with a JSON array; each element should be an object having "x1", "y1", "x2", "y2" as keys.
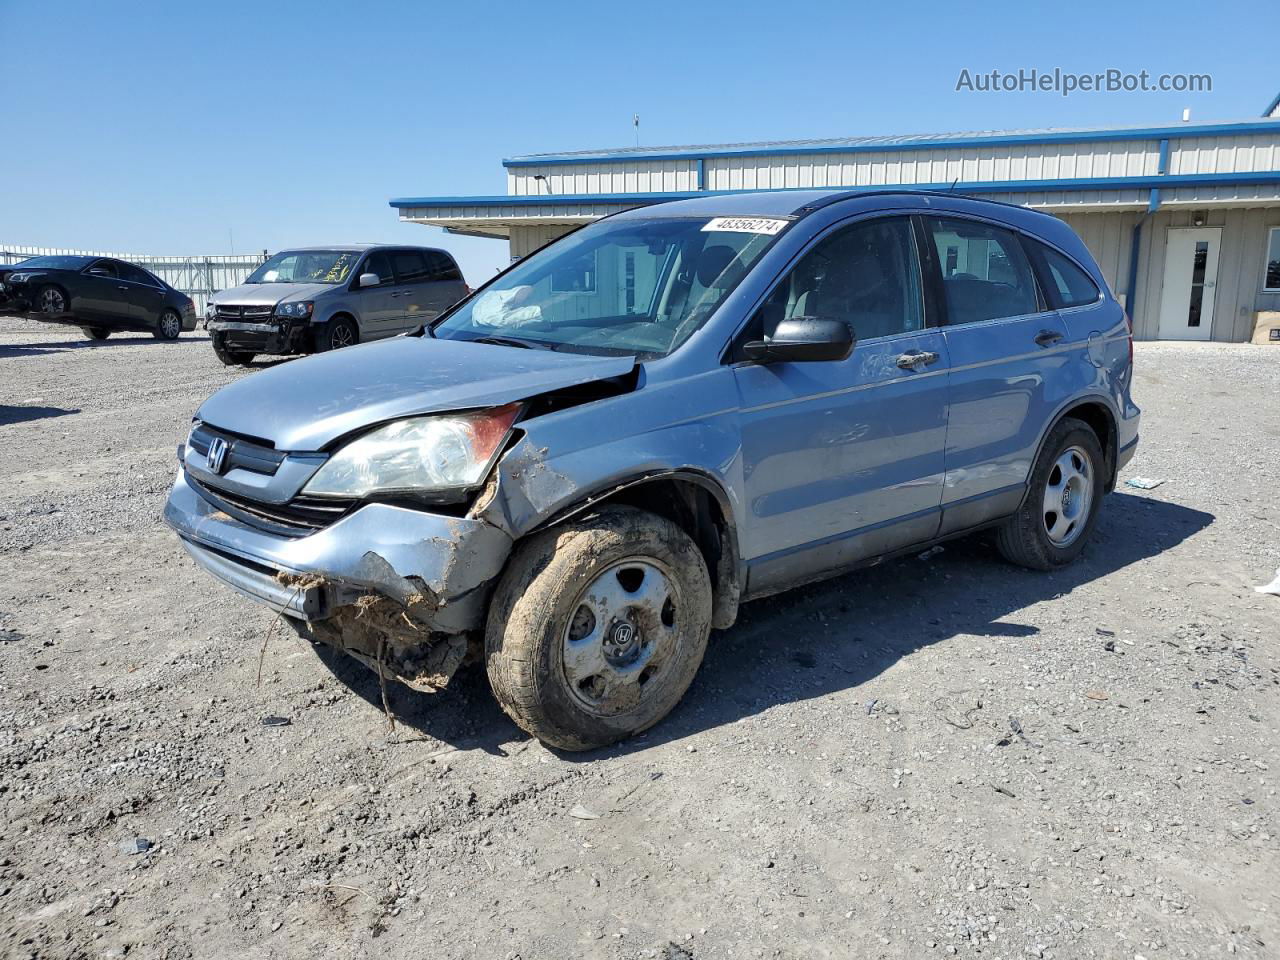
[
  {"x1": 302, "y1": 404, "x2": 521, "y2": 499},
  {"x1": 8, "y1": 272, "x2": 33, "y2": 283},
  {"x1": 205, "y1": 302, "x2": 217, "y2": 319},
  {"x1": 275, "y1": 301, "x2": 313, "y2": 319}
]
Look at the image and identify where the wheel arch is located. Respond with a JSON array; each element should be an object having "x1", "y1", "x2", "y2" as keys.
[
  {"x1": 317, "y1": 311, "x2": 359, "y2": 348},
  {"x1": 531, "y1": 470, "x2": 743, "y2": 630},
  {"x1": 1026, "y1": 395, "x2": 1120, "y2": 503}
]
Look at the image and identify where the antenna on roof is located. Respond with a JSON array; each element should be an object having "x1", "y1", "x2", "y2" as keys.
[
  {"x1": 947, "y1": 177, "x2": 960, "y2": 193},
  {"x1": 633, "y1": 113, "x2": 640, "y2": 147}
]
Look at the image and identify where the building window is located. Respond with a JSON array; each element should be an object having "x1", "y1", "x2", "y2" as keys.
[{"x1": 1265, "y1": 227, "x2": 1280, "y2": 293}]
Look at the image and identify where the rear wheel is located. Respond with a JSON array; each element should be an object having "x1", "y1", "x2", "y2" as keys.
[
  {"x1": 154, "y1": 309, "x2": 182, "y2": 340},
  {"x1": 996, "y1": 417, "x2": 1105, "y2": 570},
  {"x1": 486, "y1": 506, "x2": 713, "y2": 751},
  {"x1": 82, "y1": 326, "x2": 110, "y2": 341},
  {"x1": 210, "y1": 333, "x2": 255, "y2": 367}
]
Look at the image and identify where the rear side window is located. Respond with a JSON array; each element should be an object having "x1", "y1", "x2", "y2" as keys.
[
  {"x1": 426, "y1": 251, "x2": 463, "y2": 282},
  {"x1": 118, "y1": 262, "x2": 157, "y2": 286},
  {"x1": 391, "y1": 250, "x2": 430, "y2": 283},
  {"x1": 928, "y1": 218, "x2": 1039, "y2": 324},
  {"x1": 1028, "y1": 241, "x2": 1101, "y2": 308}
]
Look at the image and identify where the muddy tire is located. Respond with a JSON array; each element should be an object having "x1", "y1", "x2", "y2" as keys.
[
  {"x1": 485, "y1": 506, "x2": 713, "y2": 751},
  {"x1": 996, "y1": 417, "x2": 1105, "y2": 570}
]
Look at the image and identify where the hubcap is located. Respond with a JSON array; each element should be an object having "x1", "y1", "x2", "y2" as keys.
[
  {"x1": 162, "y1": 314, "x2": 179, "y2": 337},
  {"x1": 332, "y1": 325, "x2": 354, "y2": 348},
  {"x1": 1042, "y1": 445, "x2": 1093, "y2": 546},
  {"x1": 562, "y1": 558, "x2": 680, "y2": 716}
]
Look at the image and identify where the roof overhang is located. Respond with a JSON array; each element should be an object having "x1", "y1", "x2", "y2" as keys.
[{"x1": 392, "y1": 172, "x2": 1280, "y2": 237}]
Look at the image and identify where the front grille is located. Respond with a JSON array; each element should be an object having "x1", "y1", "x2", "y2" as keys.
[
  {"x1": 215, "y1": 304, "x2": 274, "y2": 320},
  {"x1": 189, "y1": 424, "x2": 285, "y2": 476},
  {"x1": 189, "y1": 475, "x2": 354, "y2": 535}
]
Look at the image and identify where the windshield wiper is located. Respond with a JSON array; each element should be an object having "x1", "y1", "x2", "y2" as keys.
[{"x1": 471, "y1": 334, "x2": 549, "y2": 350}]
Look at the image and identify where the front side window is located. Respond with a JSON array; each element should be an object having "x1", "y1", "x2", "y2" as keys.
[
  {"x1": 431, "y1": 215, "x2": 782, "y2": 357},
  {"x1": 362, "y1": 252, "x2": 394, "y2": 285},
  {"x1": 245, "y1": 250, "x2": 360, "y2": 285},
  {"x1": 753, "y1": 216, "x2": 923, "y2": 343},
  {"x1": 86, "y1": 259, "x2": 118, "y2": 279},
  {"x1": 928, "y1": 218, "x2": 1039, "y2": 324},
  {"x1": 1264, "y1": 227, "x2": 1280, "y2": 293}
]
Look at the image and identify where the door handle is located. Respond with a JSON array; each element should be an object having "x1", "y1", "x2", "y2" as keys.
[
  {"x1": 896, "y1": 350, "x2": 940, "y2": 370},
  {"x1": 117, "y1": 285, "x2": 128, "y2": 291},
  {"x1": 1034, "y1": 329, "x2": 1064, "y2": 347}
]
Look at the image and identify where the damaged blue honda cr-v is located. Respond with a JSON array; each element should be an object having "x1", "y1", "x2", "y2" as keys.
[{"x1": 164, "y1": 189, "x2": 1139, "y2": 750}]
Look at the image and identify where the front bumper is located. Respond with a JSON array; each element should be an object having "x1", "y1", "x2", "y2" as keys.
[
  {"x1": 163, "y1": 469, "x2": 513, "y2": 633},
  {"x1": 207, "y1": 318, "x2": 311, "y2": 355}
]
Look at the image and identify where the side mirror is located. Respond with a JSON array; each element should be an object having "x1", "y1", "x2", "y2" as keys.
[
  {"x1": 358, "y1": 272, "x2": 381, "y2": 288},
  {"x1": 743, "y1": 317, "x2": 854, "y2": 364}
]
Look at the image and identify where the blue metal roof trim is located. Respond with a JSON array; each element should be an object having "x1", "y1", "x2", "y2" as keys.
[
  {"x1": 1265, "y1": 91, "x2": 1280, "y2": 118},
  {"x1": 502, "y1": 119, "x2": 1280, "y2": 167},
  {"x1": 390, "y1": 172, "x2": 1280, "y2": 211}
]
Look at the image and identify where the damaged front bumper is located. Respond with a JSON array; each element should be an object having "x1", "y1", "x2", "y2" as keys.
[{"x1": 163, "y1": 469, "x2": 513, "y2": 688}]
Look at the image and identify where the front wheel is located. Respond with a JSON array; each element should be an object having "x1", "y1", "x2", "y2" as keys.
[
  {"x1": 317, "y1": 317, "x2": 358, "y2": 352},
  {"x1": 154, "y1": 309, "x2": 182, "y2": 340},
  {"x1": 210, "y1": 333, "x2": 255, "y2": 366},
  {"x1": 996, "y1": 417, "x2": 1106, "y2": 570},
  {"x1": 36, "y1": 285, "x2": 68, "y2": 315},
  {"x1": 486, "y1": 506, "x2": 713, "y2": 751},
  {"x1": 82, "y1": 326, "x2": 110, "y2": 341}
]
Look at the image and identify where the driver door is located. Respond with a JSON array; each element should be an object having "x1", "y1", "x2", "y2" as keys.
[
  {"x1": 78, "y1": 259, "x2": 134, "y2": 324},
  {"x1": 732, "y1": 216, "x2": 951, "y2": 593},
  {"x1": 353, "y1": 251, "x2": 401, "y2": 339}
]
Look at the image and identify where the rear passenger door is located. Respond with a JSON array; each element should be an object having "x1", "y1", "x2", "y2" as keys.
[
  {"x1": 388, "y1": 249, "x2": 432, "y2": 331},
  {"x1": 924, "y1": 216, "x2": 1070, "y2": 534},
  {"x1": 733, "y1": 215, "x2": 951, "y2": 593},
  {"x1": 116, "y1": 261, "x2": 167, "y2": 325}
]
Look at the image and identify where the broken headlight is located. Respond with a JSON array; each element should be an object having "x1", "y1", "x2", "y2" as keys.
[{"x1": 302, "y1": 404, "x2": 520, "y2": 500}]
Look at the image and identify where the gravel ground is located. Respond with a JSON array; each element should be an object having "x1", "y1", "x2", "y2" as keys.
[{"x1": 2, "y1": 317, "x2": 1278, "y2": 960}]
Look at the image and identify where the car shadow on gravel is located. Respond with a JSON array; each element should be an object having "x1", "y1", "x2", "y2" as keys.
[
  {"x1": 0, "y1": 335, "x2": 207, "y2": 355},
  {"x1": 313, "y1": 493, "x2": 1214, "y2": 757},
  {"x1": 0, "y1": 404, "x2": 80, "y2": 426}
]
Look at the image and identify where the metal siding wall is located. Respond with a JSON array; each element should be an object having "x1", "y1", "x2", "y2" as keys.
[
  {"x1": 1167, "y1": 134, "x2": 1279, "y2": 175},
  {"x1": 508, "y1": 224, "x2": 578, "y2": 259},
  {"x1": 508, "y1": 160, "x2": 698, "y2": 196},
  {"x1": 703, "y1": 140, "x2": 1161, "y2": 192}
]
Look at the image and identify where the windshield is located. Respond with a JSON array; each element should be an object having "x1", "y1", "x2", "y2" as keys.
[
  {"x1": 432, "y1": 216, "x2": 785, "y2": 358},
  {"x1": 9, "y1": 256, "x2": 89, "y2": 270},
  {"x1": 245, "y1": 250, "x2": 360, "y2": 285}
]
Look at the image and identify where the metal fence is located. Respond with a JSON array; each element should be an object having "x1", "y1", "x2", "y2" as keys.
[{"x1": 0, "y1": 244, "x2": 269, "y2": 314}]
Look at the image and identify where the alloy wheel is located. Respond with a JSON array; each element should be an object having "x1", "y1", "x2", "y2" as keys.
[{"x1": 39, "y1": 288, "x2": 66, "y2": 313}]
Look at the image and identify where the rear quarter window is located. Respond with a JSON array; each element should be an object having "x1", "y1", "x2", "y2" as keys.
[{"x1": 1028, "y1": 240, "x2": 1101, "y2": 308}]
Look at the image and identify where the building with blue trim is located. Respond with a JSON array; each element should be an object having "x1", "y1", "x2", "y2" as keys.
[{"x1": 393, "y1": 100, "x2": 1280, "y2": 343}]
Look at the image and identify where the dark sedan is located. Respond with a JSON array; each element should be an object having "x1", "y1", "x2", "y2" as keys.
[{"x1": 0, "y1": 255, "x2": 198, "y2": 340}]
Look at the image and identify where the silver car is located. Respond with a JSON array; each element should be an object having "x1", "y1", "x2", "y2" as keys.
[
  {"x1": 205, "y1": 245, "x2": 467, "y2": 365},
  {"x1": 167, "y1": 190, "x2": 1139, "y2": 751}
]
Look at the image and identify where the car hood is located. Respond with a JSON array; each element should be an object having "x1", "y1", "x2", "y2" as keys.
[
  {"x1": 212, "y1": 281, "x2": 332, "y2": 305},
  {"x1": 195, "y1": 335, "x2": 637, "y2": 451}
]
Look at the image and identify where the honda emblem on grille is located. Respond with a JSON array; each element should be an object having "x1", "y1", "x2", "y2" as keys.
[{"x1": 206, "y1": 436, "x2": 229, "y2": 474}]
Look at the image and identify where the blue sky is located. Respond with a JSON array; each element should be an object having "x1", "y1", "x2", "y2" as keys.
[{"x1": 3, "y1": 0, "x2": 1276, "y2": 281}]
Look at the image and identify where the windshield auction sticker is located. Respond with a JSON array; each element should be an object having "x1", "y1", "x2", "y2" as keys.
[{"x1": 702, "y1": 217, "x2": 790, "y2": 235}]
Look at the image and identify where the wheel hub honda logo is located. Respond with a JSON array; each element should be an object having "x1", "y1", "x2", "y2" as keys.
[{"x1": 206, "y1": 437, "x2": 229, "y2": 474}]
